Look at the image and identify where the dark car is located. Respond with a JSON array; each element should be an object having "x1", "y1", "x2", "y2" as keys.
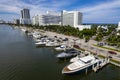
[
  {"x1": 73, "y1": 45, "x2": 80, "y2": 49},
  {"x1": 108, "y1": 51, "x2": 117, "y2": 55}
]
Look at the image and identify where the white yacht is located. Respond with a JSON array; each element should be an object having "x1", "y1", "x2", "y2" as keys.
[
  {"x1": 62, "y1": 55, "x2": 101, "y2": 74},
  {"x1": 34, "y1": 38, "x2": 41, "y2": 42},
  {"x1": 55, "y1": 45, "x2": 66, "y2": 51},
  {"x1": 32, "y1": 32, "x2": 41, "y2": 39},
  {"x1": 21, "y1": 28, "x2": 27, "y2": 32},
  {"x1": 35, "y1": 40, "x2": 47, "y2": 46},
  {"x1": 46, "y1": 41, "x2": 59, "y2": 47}
]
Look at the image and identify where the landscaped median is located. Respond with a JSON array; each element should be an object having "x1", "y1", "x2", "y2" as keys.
[
  {"x1": 93, "y1": 44, "x2": 120, "y2": 65},
  {"x1": 93, "y1": 44, "x2": 120, "y2": 52}
]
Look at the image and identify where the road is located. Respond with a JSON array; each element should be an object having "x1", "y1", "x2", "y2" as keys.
[
  {"x1": 26, "y1": 28, "x2": 120, "y2": 62},
  {"x1": 75, "y1": 39, "x2": 120, "y2": 62}
]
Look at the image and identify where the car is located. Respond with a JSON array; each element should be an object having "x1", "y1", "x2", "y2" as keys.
[
  {"x1": 97, "y1": 42, "x2": 104, "y2": 46},
  {"x1": 90, "y1": 47, "x2": 94, "y2": 49},
  {"x1": 108, "y1": 51, "x2": 117, "y2": 55},
  {"x1": 73, "y1": 45, "x2": 80, "y2": 49},
  {"x1": 109, "y1": 56, "x2": 112, "y2": 58}
]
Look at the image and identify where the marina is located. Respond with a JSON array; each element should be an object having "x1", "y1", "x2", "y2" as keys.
[{"x1": 0, "y1": 24, "x2": 120, "y2": 80}]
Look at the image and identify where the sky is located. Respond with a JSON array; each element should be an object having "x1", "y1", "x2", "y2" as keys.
[{"x1": 0, "y1": 0, "x2": 120, "y2": 23}]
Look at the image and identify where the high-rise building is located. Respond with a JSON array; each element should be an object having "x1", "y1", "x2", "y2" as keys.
[
  {"x1": 32, "y1": 15, "x2": 39, "y2": 25},
  {"x1": 0, "y1": 19, "x2": 5, "y2": 24},
  {"x1": 61, "y1": 10, "x2": 91, "y2": 30},
  {"x1": 20, "y1": 8, "x2": 31, "y2": 24},
  {"x1": 117, "y1": 22, "x2": 120, "y2": 30},
  {"x1": 32, "y1": 11, "x2": 61, "y2": 26},
  {"x1": 61, "y1": 10, "x2": 82, "y2": 27},
  {"x1": 42, "y1": 14, "x2": 61, "y2": 25},
  {"x1": 13, "y1": 19, "x2": 20, "y2": 24}
]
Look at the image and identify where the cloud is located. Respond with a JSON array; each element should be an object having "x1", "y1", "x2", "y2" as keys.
[
  {"x1": 0, "y1": 0, "x2": 120, "y2": 23},
  {"x1": 79, "y1": 0, "x2": 120, "y2": 13},
  {"x1": 0, "y1": 0, "x2": 75, "y2": 21},
  {"x1": 0, "y1": 0, "x2": 74, "y2": 13},
  {"x1": 78, "y1": 0, "x2": 120, "y2": 23},
  {"x1": 0, "y1": 13, "x2": 19, "y2": 21}
]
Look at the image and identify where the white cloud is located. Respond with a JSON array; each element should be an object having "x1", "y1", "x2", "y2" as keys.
[
  {"x1": 78, "y1": 0, "x2": 120, "y2": 23},
  {"x1": 79, "y1": 0, "x2": 120, "y2": 13},
  {"x1": 0, "y1": 0, "x2": 74, "y2": 21},
  {"x1": 0, "y1": 0, "x2": 120, "y2": 23}
]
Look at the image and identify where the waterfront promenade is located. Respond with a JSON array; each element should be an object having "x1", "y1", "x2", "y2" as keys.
[
  {"x1": 19, "y1": 26, "x2": 120, "y2": 64},
  {"x1": 39, "y1": 29, "x2": 120, "y2": 63}
]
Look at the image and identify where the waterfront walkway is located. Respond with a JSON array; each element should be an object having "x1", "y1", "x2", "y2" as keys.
[{"x1": 19, "y1": 26, "x2": 120, "y2": 65}]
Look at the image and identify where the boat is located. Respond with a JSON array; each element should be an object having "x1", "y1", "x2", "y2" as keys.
[
  {"x1": 27, "y1": 32, "x2": 33, "y2": 36},
  {"x1": 21, "y1": 28, "x2": 26, "y2": 32},
  {"x1": 35, "y1": 40, "x2": 47, "y2": 46},
  {"x1": 56, "y1": 49, "x2": 80, "y2": 59},
  {"x1": 62, "y1": 55, "x2": 101, "y2": 74},
  {"x1": 32, "y1": 32, "x2": 41, "y2": 39},
  {"x1": 46, "y1": 41, "x2": 59, "y2": 47},
  {"x1": 34, "y1": 38, "x2": 41, "y2": 42},
  {"x1": 55, "y1": 45, "x2": 66, "y2": 51},
  {"x1": 21, "y1": 28, "x2": 28, "y2": 33}
]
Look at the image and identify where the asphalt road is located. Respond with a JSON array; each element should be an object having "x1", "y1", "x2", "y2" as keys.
[{"x1": 75, "y1": 39, "x2": 120, "y2": 62}]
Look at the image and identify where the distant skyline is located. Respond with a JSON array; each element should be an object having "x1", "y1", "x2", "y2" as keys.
[{"x1": 0, "y1": 0, "x2": 120, "y2": 23}]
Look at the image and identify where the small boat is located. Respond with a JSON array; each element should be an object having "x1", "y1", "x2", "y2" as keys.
[
  {"x1": 62, "y1": 55, "x2": 101, "y2": 74},
  {"x1": 32, "y1": 32, "x2": 41, "y2": 39},
  {"x1": 21, "y1": 28, "x2": 26, "y2": 32},
  {"x1": 55, "y1": 45, "x2": 66, "y2": 51},
  {"x1": 46, "y1": 41, "x2": 59, "y2": 47},
  {"x1": 56, "y1": 49, "x2": 80, "y2": 59},
  {"x1": 34, "y1": 38, "x2": 41, "y2": 42},
  {"x1": 35, "y1": 40, "x2": 47, "y2": 46},
  {"x1": 27, "y1": 32, "x2": 33, "y2": 36}
]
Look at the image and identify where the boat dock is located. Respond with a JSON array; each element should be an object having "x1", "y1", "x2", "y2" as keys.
[
  {"x1": 92, "y1": 58, "x2": 110, "y2": 72},
  {"x1": 110, "y1": 61, "x2": 120, "y2": 67}
]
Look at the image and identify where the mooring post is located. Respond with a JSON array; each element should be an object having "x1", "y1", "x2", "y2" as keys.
[{"x1": 85, "y1": 68, "x2": 88, "y2": 75}]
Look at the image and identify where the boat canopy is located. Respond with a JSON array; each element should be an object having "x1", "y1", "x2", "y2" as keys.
[
  {"x1": 68, "y1": 60, "x2": 84, "y2": 70},
  {"x1": 80, "y1": 55, "x2": 95, "y2": 63}
]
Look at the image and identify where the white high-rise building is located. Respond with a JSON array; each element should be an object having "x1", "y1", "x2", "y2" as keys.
[
  {"x1": 61, "y1": 10, "x2": 82, "y2": 27},
  {"x1": 61, "y1": 10, "x2": 91, "y2": 30},
  {"x1": 117, "y1": 22, "x2": 120, "y2": 30},
  {"x1": 32, "y1": 11, "x2": 61, "y2": 26},
  {"x1": 32, "y1": 15, "x2": 39, "y2": 25},
  {"x1": 20, "y1": 8, "x2": 31, "y2": 24}
]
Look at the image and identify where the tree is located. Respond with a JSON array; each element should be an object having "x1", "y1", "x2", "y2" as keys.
[{"x1": 85, "y1": 36, "x2": 90, "y2": 42}]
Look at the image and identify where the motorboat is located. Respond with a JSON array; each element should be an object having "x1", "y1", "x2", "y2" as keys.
[
  {"x1": 56, "y1": 49, "x2": 80, "y2": 59},
  {"x1": 35, "y1": 40, "x2": 47, "y2": 46},
  {"x1": 32, "y1": 32, "x2": 41, "y2": 39},
  {"x1": 27, "y1": 32, "x2": 33, "y2": 36},
  {"x1": 62, "y1": 55, "x2": 101, "y2": 74},
  {"x1": 55, "y1": 45, "x2": 66, "y2": 51},
  {"x1": 46, "y1": 41, "x2": 59, "y2": 47},
  {"x1": 21, "y1": 28, "x2": 27, "y2": 32},
  {"x1": 34, "y1": 38, "x2": 41, "y2": 42}
]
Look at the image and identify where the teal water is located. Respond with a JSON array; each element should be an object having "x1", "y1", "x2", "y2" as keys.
[{"x1": 0, "y1": 24, "x2": 120, "y2": 80}]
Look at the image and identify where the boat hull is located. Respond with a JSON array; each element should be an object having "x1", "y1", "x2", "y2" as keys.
[{"x1": 62, "y1": 62, "x2": 98, "y2": 74}]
